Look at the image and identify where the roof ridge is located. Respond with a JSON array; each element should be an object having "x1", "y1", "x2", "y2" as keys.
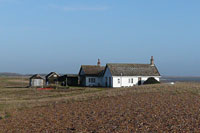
[
  {"x1": 82, "y1": 65, "x2": 105, "y2": 67},
  {"x1": 107, "y1": 63, "x2": 150, "y2": 65}
]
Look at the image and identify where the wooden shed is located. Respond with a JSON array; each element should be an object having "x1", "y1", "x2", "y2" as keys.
[
  {"x1": 29, "y1": 74, "x2": 44, "y2": 87},
  {"x1": 45, "y1": 72, "x2": 60, "y2": 85},
  {"x1": 58, "y1": 74, "x2": 79, "y2": 86}
]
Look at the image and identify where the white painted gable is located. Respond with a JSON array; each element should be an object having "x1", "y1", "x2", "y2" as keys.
[
  {"x1": 102, "y1": 67, "x2": 112, "y2": 87},
  {"x1": 79, "y1": 68, "x2": 85, "y2": 75}
]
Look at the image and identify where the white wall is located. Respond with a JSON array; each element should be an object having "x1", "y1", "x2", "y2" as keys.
[
  {"x1": 31, "y1": 79, "x2": 44, "y2": 87},
  {"x1": 112, "y1": 76, "x2": 138, "y2": 88},
  {"x1": 112, "y1": 76, "x2": 160, "y2": 88}
]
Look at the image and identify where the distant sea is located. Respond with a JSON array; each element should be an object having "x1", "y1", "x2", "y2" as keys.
[{"x1": 161, "y1": 76, "x2": 200, "y2": 83}]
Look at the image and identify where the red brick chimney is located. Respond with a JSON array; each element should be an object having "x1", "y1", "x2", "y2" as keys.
[
  {"x1": 97, "y1": 59, "x2": 101, "y2": 66},
  {"x1": 150, "y1": 56, "x2": 154, "y2": 66}
]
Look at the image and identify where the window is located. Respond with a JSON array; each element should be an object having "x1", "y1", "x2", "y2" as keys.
[
  {"x1": 89, "y1": 78, "x2": 95, "y2": 83},
  {"x1": 131, "y1": 78, "x2": 134, "y2": 83},
  {"x1": 138, "y1": 77, "x2": 142, "y2": 85},
  {"x1": 128, "y1": 79, "x2": 131, "y2": 83},
  {"x1": 118, "y1": 79, "x2": 120, "y2": 84}
]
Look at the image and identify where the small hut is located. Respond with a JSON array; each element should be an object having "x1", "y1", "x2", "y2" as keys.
[
  {"x1": 46, "y1": 72, "x2": 60, "y2": 85},
  {"x1": 29, "y1": 74, "x2": 44, "y2": 87}
]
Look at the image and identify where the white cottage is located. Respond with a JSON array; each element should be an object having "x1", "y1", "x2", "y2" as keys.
[
  {"x1": 102, "y1": 56, "x2": 160, "y2": 87},
  {"x1": 79, "y1": 57, "x2": 161, "y2": 88},
  {"x1": 79, "y1": 59, "x2": 105, "y2": 87}
]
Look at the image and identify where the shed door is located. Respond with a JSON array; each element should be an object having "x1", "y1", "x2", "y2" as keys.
[{"x1": 36, "y1": 79, "x2": 41, "y2": 86}]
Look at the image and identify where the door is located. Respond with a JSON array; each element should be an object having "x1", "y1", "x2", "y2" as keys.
[
  {"x1": 138, "y1": 77, "x2": 142, "y2": 85},
  {"x1": 80, "y1": 76, "x2": 86, "y2": 86},
  {"x1": 105, "y1": 77, "x2": 108, "y2": 87},
  {"x1": 109, "y1": 77, "x2": 112, "y2": 87}
]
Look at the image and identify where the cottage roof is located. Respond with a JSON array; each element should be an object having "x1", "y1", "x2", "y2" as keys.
[
  {"x1": 106, "y1": 63, "x2": 160, "y2": 76},
  {"x1": 79, "y1": 65, "x2": 105, "y2": 77},
  {"x1": 30, "y1": 74, "x2": 44, "y2": 80}
]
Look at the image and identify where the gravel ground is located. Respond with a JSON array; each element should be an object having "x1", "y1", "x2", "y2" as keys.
[{"x1": 0, "y1": 91, "x2": 200, "y2": 132}]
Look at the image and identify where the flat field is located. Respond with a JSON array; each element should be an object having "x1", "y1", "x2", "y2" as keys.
[{"x1": 0, "y1": 77, "x2": 200, "y2": 132}]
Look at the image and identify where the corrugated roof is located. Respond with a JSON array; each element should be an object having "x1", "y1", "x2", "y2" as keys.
[
  {"x1": 107, "y1": 63, "x2": 160, "y2": 76},
  {"x1": 80, "y1": 65, "x2": 105, "y2": 77}
]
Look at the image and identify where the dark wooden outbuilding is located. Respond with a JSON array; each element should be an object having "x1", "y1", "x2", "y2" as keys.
[
  {"x1": 58, "y1": 74, "x2": 79, "y2": 86},
  {"x1": 46, "y1": 72, "x2": 60, "y2": 85}
]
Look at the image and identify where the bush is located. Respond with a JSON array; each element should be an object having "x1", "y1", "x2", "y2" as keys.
[{"x1": 143, "y1": 77, "x2": 160, "y2": 85}]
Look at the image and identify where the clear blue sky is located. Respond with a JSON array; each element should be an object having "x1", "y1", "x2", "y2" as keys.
[{"x1": 0, "y1": 0, "x2": 200, "y2": 76}]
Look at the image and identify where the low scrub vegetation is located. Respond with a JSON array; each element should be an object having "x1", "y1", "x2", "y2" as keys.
[{"x1": 143, "y1": 77, "x2": 160, "y2": 85}]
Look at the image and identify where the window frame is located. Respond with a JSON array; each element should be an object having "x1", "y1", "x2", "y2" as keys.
[
  {"x1": 89, "y1": 78, "x2": 96, "y2": 83},
  {"x1": 118, "y1": 79, "x2": 120, "y2": 84},
  {"x1": 131, "y1": 78, "x2": 134, "y2": 83}
]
